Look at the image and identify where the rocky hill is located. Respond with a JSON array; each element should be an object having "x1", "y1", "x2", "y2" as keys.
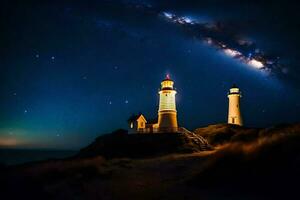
[{"x1": 78, "y1": 129, "x2": 212, "y2": 159}]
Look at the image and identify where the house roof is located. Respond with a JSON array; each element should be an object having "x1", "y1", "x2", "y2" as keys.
[{"x1": 127, "y1": 114, "x2": 147, "y2": 123}]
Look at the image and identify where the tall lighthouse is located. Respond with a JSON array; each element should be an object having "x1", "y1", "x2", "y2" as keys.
[
  {"x1": 157, "y1": 74, "x2": 178, "y2": 132},
  {"x1": 227, "y1": 84, "x2": 243, "y2": 126}
]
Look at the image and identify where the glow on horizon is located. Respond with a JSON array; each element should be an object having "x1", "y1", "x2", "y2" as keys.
[{"x1": 0, "y1": 137, "x2": 17, "y2": 147}]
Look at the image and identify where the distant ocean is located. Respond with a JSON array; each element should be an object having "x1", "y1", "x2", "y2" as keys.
[{"x1": 0, "y1": 149, "x2": 77, "y2": 166}]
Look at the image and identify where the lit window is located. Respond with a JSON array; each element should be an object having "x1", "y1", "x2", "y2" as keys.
[{"x1": 130, "y1": 122, "x2": 133, "y2": 128}]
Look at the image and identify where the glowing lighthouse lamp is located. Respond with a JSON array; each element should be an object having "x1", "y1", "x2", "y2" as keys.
[
  {"x1": 227, "y1": 84, "x2": 243, "y2": 126},
  {"x1": 157, "y1": 74, "x2": 178, "y2": 132}
]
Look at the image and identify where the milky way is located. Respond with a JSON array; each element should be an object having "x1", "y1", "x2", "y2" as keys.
[
  {"x1": 160, "y1": 11, "x2": 286, "y2": 75},
  {"x1": 121, "y1": 1, "x2": 288, "y2": 76}
]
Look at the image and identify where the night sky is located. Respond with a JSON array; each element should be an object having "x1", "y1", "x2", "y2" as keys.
[{"x1": 1, "y1": 0, "x2": 300, "y2": 149}]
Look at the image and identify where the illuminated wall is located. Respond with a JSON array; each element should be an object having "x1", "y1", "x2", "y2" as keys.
[
  {"x1": 158, "y1": 90, "x2": 176, "y2": 111},
  {"x1": 128, "y1": 115, "x2": 147, "y2": 134}
]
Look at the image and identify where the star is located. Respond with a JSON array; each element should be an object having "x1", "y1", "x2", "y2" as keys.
[
  {"x1": 109, "y1": 101, "x2": 112, "y2": 105},
  {"x1": 35, "y1": 54, "x2": 40, "y2": 58},
  {"x1": 125, "y1": 100, "x2": 129, "y2": 104},
  {"x1": 13, "y1": 92, "x2": 17, "y2": 96},
  {"x1": 51, "y1": 56, "x2": 55, "y2": 60},
  {"x1": 24, "y1": 109, "x2": 28, "y2": 114},
  {"x1": 114, "y1": 66, "x2": 118, "y2": 70},
  {"x1": 82, "y1": 76, "x2": 87, "y2": 80}
]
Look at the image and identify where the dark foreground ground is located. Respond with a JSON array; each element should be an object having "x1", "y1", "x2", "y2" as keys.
[{"x1": 1, "y1": 123, "x2": 300, "y2": 200}]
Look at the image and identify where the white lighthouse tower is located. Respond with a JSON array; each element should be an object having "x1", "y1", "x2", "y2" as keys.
[
  {"x1": 227, "y1": 84, "x2": 243, "y2": 126},
  {"x1": 157, "y1": 74, "x2": 178, "y2": 132}
]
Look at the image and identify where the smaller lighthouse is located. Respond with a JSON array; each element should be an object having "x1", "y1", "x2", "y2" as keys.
[{"x1": 227, "y1": 84, "x2": 243, "y2": 126}]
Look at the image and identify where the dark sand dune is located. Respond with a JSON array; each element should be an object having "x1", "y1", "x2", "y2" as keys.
[{"x1": 1, "y1": 123, "x2": 300, "y2": 200}]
